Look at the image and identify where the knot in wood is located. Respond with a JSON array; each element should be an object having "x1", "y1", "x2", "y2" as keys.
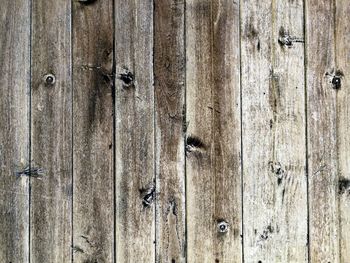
[
  {"x1": 44, "y1": 73, "x2": 56, "y2": 86},
  {"x1": 332, "y1": 76, "x2": 341, "y2": 89},
  {"x1": 217, "y1": 220, "x2": 229, "y2": 233}
]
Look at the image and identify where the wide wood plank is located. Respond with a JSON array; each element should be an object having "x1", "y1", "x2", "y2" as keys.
[
  {"x1": 0, "y1": 0, "x2": 30, "y2": 261},
  {"x1": 336, "y1": 1, "x2": 350, "y2": 262},
  {"x1": 114, "y1": 0, "x2": 155, "y2": 262},
  {"x1": 186, "y1": 0, "x2": 242, "y2": 262},
  {"x1": 241, "y1": 0, "x2": 307, "y2": 261},
  {"x1": 154, "y1": 0, "x2": 186, "y2": 262},
  {"x1": 72, "y1": 0, "x2": 114, "y2": 262},
  {"x1": 30, "y1": 0, "x2": 72, "y2": 261},
  {"x1": 306, "y1": 0, "x2": 340, "y2": 262}
]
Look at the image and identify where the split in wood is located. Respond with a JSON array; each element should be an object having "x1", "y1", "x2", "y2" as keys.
[
  {"x1": 77, "y1": 0, "x2": 97, "y2": 4},
  {"x1": 217, "y1": 220, "x2": 229, "y2": 233},
  {"x1": 15, "y1": 166, "x2": 44, "y2": 178},
  {"x1": 80, "y1": 64, "x2": 114, "y2": 87},
  {"x1": 325, "y1": 69, "x2": 344, "y2": 89},
  {"x1": 268, "y1": 161, "x2": 285, "y2": 185},
  {"x1": 139, "y1": 185, "x2": 155, "y2": 207},
  {"x1": 44, "y1": 73, "x2": 56, "y2": 86},
  {"x1": 186, "y1": 135, "x2": 205, "y2": 153},
  {"x1": 278, "y1": 27, "x2": 304, "y2": 47}
]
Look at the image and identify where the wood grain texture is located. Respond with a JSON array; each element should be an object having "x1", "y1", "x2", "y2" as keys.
[
  {"x1": 72, "y1": 0, "x2": 114, "y2": 262},
  {"x1": 30, "y1": 0, "x2": 72, "y2": 261},
  {"x1": 114, "y1": 0, "x2": 155, "y2": 262},
  {"x1": 336, "y1": 1, "x2": 350, "y2": 262},
  {"x1": 306, "y1": 0, "x2": 339, "y2": 262},
  {"x1": 241, "y1": 0, "x2": 307, "y2": 261},
  {"x1": 186, "y1": 0, "x2": 242, "y2": 262},
  {"x1": 0, "y1": 0, "x2": 30, "y2": 261},
  {"x1": 154, "y1": 0, "x2": 186, "y2": 262}
]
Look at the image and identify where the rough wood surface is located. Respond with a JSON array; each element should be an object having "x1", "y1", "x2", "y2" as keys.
[
  {"x1": 186, "y1": 0, "x2": 242, "y2": 262},
  {"x1": 336, "y1": 1, "x2": 350, "y2": 262},
  {"x1": 241, "y1": 0, "x2": 307, "y2": 261},
  {"x1": 0, "y1": 0, "x2": 30, "y2": 262},
  {"x1": 154, "y1": 0, "x2": 186, "y2": 262},
  {"x1": 3, "y1": 0, "x2": 350, "y2": 262},
  {"x1": 114, "y1": 0, "x2": 155, "y2": 262},
  {"x1": 72, "y1": 0, "x2": 114, "y2": 262},
  {"x1": 306, "y1": 1, "x2": 339, "y2": 262},
  {"x1": 30, "y1": 0, "x2": 72, "y2": 261}
]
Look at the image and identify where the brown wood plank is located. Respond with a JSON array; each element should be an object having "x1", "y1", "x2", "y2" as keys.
[
  {"x1": 72, "y1": 0, "x2": 114, "y2": 262},
  {"x1": 114, "y1": 0, "x2": 155, "y2": 262},
  {"x1": 241, "y1": 0, "x2": 307, "y2": 261},
  {"x1": 336, "y1": 1, "x2": 350, "y2": 262},
  {"x1": 0, "y1": 0, "x2": 30, "y2": 261},
  {"x1": 306, "y1": 0, "x2": 340, "y2": 262},
  {"x1": 154, "y1": 0, "x2": 186, "y2": 262},
  {"x1": 185, "y1": 0, "x2": 242, "y2": 261},
  {"x1": 30, "y1": 0, "x2": 72, "y2": 261}
]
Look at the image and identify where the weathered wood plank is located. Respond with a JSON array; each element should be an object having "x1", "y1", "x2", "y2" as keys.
[
  {"x1": 336, "y1": 1, "x2": 350, "y2": 262},
  {"x1": 186, "y1": 0, "x2": 242, "y2": 261},
  {"x1": 30, "y1": 0, "x2": 72, "y2": 261},
  {"x1": 306, "y1": 0, "x2": 340, "y2": 262},
  {"x1": 0, "y1": 0, "x2": 30, "y2": 261},
  {"x1": 72, "y1": 0, "x2": 114, "y2": 262},
  {"x1": 154, "y1": 0, "x2": 186, "y2": 262},
  {"x1": 241, "y1": 0, "x2": 307, "y2": 261},
  {"x1": 114, "y1": 0, "x2": 155, "y2": 262}
]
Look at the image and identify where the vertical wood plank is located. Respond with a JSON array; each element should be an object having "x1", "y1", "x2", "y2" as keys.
[
  {"x1": 336, "y1": 1, "x2": 350, "y2": 261},
  {"x1": 0, "y1": 0, "x2": 30, "y2": 261},
  {"x1": 306, "y1": 0, "x2": 339, "y2": 262},
  {"x1": 30, "y1": 0, "x2": 72, "y2": 261},
  {"x1": 241, "y1": 0, "x2": 307, "y2": 261},
  {"x1": 154, "y1": 0, "x2": 186, "y2": 262},
  {"x1": 186, "y1": 0, "x2": 242, "y2": 261},
  {"x1": 114, "y1": 0, "x2": 155, "y2": 262},
  {"x1": 72, "y1": 0, "x2": 114, "y2": 262}
]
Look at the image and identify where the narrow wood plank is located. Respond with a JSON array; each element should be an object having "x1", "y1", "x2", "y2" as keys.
[
  {"x1": 241, "y1": 0, "x2": 307, "y2": 261},
  {"x1": 72, "y1": 0, "x2": 114, "y2": 262},
  {"x1": 154, "y1": 0, "x2": 186, "y2": 262},
  {"x1": 0, "y1": 0, "x2": 30, "y2": 261},
  {"x1": 306, "y1": 1, "x2": 339, "y2": 262},
  {"x1": 336, "y1": 1, "x2": 350, "y2": 262},
  {"x1": 30, "y1": 0, "x2": 72, "y2": 261},
  {"x1": 186, "y1": 0, "x2": 242, "y2": 261},
  {"x1": 114, "y1": 0, "x2": 155, "y2": 262}
]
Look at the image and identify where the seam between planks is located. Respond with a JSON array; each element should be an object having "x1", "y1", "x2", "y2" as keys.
[
  {"x1": 112, "y1": 0, "x2": 116, "y2": 262},
  {"x1": 153, "y1": 0, "x2": 157, "y2": 262},
  {"x1": 70, "y1": 0, "x2": 74, "y2": 261},
  {"x1": 303, "y1": 0, "x2": 310, "y2": 261},
  {"x1": 28, "y1": 0, "x2": 33, "y2": 260},
  {"x1": 239, "y1": 0, "x2": 244, "y2": 262},
  {"x1": 184, "y1": 0, "x2": 188, "y2": 262}
]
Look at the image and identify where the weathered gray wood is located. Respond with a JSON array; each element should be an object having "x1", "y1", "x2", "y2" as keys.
[
  {"x1": 306, "y1": 1, "x2": 340, "y2": 262},
  {"x1": 336, "y1": 1, "x2": 350, "y2": 261},
  {"x1": 30, "y1": 0, "x2": 72, "y2": 261},
  {"x1": 0, "y1": 0, "x2": 30, "y2": 261},
  {"x1": 241, "y1": 0, "x2": 307, "y2": 261},
  {"x1": 114, "y1": 0, "x2": 155, "y2": 262},
  {"x1": 154, "y1": 0, "x2": 186, "y2": 262},
  {"x1": 186, "y1": 0, "x2": 242, "y2": 261},
  {"x1": 72, "y1": 0, "x2": 114, "y2": 262}
]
